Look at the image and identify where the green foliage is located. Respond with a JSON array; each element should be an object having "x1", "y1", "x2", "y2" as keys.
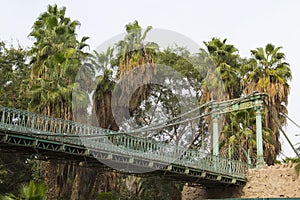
[
  {"x1": 0, "y1": 152, "x2": 33, "y2": 195},
  {"x1": 0, "y1": 41, "x2": 30, "y2": 109},
  {"x1": 96, "y1": 175, "x2": 183, "y2": 200},
  {"x1": 244, "y1": 43, "x2": 292, "y2": 164},
  {"x1": 283, "y1": 157, "x2": 300, "y2": 163},
  {"x1": 295, "y1": 163, "x2": 300, "y2": 176},
  {"x1": 283, "y1": 157, "x2": 300, "y2": 175},
  {"x1": 98, "y1": 191, "x2": 117, "y2": 200},
  {"x1": 27, "y1": 4, "x2": 89, "y2": 119},
  {"x1": 137, "y1": 177, "x2": 183, "y2": 200},
  {"x1": 114, "y1": 20, "x2": 158, "y2": 72},
  {"x1": 0, "y1": 40, "x2": 32, "y2": 197},
  {"x1": 30, "y1": 161, "x2": 46, "y2": 184},
  {"x1": 203, "y1": 37, "x2": 242, "y2": 100},
  {"x1": 1, "y1": 181, "x2": 47, "y2": 200},
  {"x1": 158, "y1": 47, "x2": 203, "y2": 98}
]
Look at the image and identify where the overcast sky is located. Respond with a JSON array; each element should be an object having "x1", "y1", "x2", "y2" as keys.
[{"x1": 1, "y1": 0, "x2": 300, "y2": 158}]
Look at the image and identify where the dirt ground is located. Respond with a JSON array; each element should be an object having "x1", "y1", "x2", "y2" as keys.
[{"x1": 182, "y1": 162, "x2": 300, "y2": 199}]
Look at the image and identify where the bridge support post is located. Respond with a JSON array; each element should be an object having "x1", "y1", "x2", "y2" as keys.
[
  {"x1": 212, "y1": 113, "x2": 219, "y2": 156},
  {"x1": 255, "y1": 103, "x2": 264, "y2": 168}
]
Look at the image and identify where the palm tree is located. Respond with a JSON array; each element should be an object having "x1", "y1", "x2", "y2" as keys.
[
  {"x1": 92, "y1": 48, "x2": 119, "y2": 130},
  {"x1": 115, "y1": 20, "x2": 158, "y2": 77},
  {"x1": 200, "y1": 38, "x2": 243, "y2": 156},
  {"x1": 1, "y1": 181, "x2": 47, "y2": 200},
  {"x1": 219, "y1": 109, "x2": 274, "y2": 165},
  {"x1": 243, "y1": 43, "x2": 292, "y2": 165},
  {"x1": 202, "y1": 38, "x2": 242, "y2": 101},
  {"x1": 28, "y1": 4, "x2": 89, "y2": 119},
  {"x1": 27, "y1": 4, "x2": 90, "y2": 199},
  {"x1": 114, "y1": 20, "x2": 159, "y2": 118},
  {"x1": 220, "y1": 110, "x2": 255, "y2": 161}
]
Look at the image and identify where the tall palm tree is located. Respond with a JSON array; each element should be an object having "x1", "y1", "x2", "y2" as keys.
[
  {"x1": 114, "y1": 20, "x2": 159, "y2": 118},
  {"x1": 28, "y1": 4, "x2": 89, "y2": 119},
  {"x1": 202, "y1": 38, "x2": 242, "y2": 101},
  {"x1": 91, "y1": 23, "x2": 159, "y2": 197},
  {"x1": 243, "y1": 43, "x2": 292, "y2": 164},
  {"x1": 201, "y1": 38, "x2": 243, "y2": 156},
  {"x1": 115, "y1": 20, "x2": 158, "y2": 77},
  {"x1": 92, "y1": 48, "x2": 119, "y2": 130},
  {"x1": 27, "y1": 4, "x2": 90, "y2": 199}
]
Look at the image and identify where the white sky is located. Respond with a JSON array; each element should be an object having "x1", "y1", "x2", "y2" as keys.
[{"x1": 1, "y1": 0, "x2": 300, "y2": 158}]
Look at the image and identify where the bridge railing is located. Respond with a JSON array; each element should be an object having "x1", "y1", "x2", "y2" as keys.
[
  {"x1": 0, "y1": 106, "x2": 247, "y2": 179},
  {"x1": 82, "y1": 134, "x2": 247, "y2": 178},
  {"x1": 0, "y1": 106, "x2": 110, "y2": 141}
]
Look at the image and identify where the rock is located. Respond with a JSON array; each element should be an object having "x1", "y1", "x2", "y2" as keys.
[
  {"x1": 282, "y1": 164, "x2": 287, "y2": 168},
  {"x1": 288, "y1": 160, "x2": 293, "y2": 168}
]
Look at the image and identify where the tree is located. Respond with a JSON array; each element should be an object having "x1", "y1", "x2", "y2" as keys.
[
  {"x1": 137, "y1": 177, "x2": 183, "y2": 200},
  {"x1": 243, "y1": 43, "x2": 292, "y2": 164},
  {"x1": 28, "y1": 4, "x2": 89, "y2": 119},
  {"x1": 115, "y1": 20, "x2": 158, "y2": 77},
  {"x1": 92, "y1": 48, "x2": 119, "y2": 130},
  {"x1": 92, "y1": 22, "x2": 188, "y2": 198},
  {"x1": 200, "y1": 38, "x2": 244, "y2": 157},
  {"x1": 1, "y1": 181, "x2": 47, "y2": 200},
  {"x1": 0, "y1": 152, "x2": 33, "y2": 196},
  {"x1": 27, "y1": 4, "x2": 90, "y2": 199},
  {"x1": 113, "y1": 20, "x2": 159, "y2": 120},
  {"x1": 0, "y1": 41, "x2": 30, "y2": 109},
  {"x1": 0, "y1": 41, "x2": 33, "y2": 195},
  {"x1": 135, "y1": 47, "x2": 205, "y2": 147},
  {"x1": 219, "y1": 109, "x2": 274, "y2": 165},
  {"x1": 202, "y1": 38, "x2": 242, "y2": 101}
]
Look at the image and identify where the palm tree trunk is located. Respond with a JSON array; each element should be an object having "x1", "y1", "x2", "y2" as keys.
[{"x1": 45, "y1": 161, "x2": 58, "y2": 200}]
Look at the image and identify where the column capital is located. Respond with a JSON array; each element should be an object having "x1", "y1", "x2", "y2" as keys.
[
  {"x1": 254, "y1": 99, "x2": 264, "y2": 111},
  {"x1": 254, "y1": 105, "x2": 263, "y2": 112},
  {"x1": 212, "y1": 113, "x2": 219, "y2": 120}
]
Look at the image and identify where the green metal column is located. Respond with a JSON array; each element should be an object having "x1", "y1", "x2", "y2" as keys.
[
  {"x1": 212, "y1": 114, "x2": 219, "y2": 156},
  {"x1": 255, "y1": 105, "x2": 264, "y2": 168}
]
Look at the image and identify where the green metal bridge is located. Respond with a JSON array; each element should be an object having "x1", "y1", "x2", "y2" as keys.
[{"x1": 0, "y1": 93, "x2": 267, "y2": 187}]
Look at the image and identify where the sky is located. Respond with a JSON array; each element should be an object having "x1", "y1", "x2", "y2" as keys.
[{"x1": 1, "y1": 0, "x2": 300, "y2": 158}]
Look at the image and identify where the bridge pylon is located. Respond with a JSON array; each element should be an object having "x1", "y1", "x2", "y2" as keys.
[{"x1": 209, "y1": 92, "x2": 267, "y2": 168}]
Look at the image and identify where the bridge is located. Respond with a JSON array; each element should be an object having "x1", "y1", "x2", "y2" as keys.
[{"x1": 0, "y1": 93, "x2": 266, "y2": 187}]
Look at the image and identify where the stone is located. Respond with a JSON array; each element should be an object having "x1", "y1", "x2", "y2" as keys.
[
  {"x1": 282, "y1": 164, "x2": 287, "y2": 168},
  {"x1": 288, "y1": 160, "x2": 293, "y2": 168}
]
